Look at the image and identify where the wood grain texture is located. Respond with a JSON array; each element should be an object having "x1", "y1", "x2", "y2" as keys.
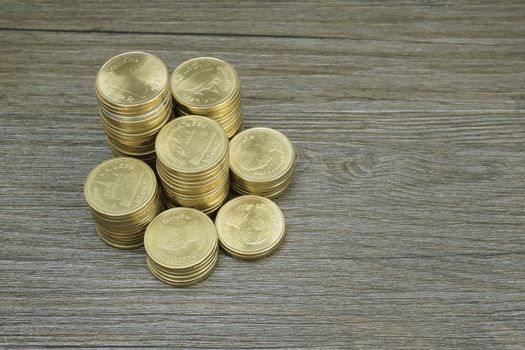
[{"x1": 1, "y1": 1, "x2": 524, "y2": 348}]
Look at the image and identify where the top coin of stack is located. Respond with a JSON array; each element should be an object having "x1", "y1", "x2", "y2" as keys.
[
  {"x1": 170, "y1": 57, "x2": 242, "y2": 138},
  {"x1": 230, "y1": 127, "x2": 295, "y2": 198},
  {"x1": 95, "y1": 52, "x2": 172, "y2": 164}
]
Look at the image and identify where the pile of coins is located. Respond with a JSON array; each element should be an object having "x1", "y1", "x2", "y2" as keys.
[
  {"x1": 96, "y1": 52, "x2": 172, "y2": 163},
  {"x1": 171, "y1": 57, "x2": 243, "y2": 138},
  {"x1": 215, "y1": 196, "x2": 286, "y2": 260},
  {"x1": 229, "y1": 127, "x2": 295, "y2": 198},
  {"x1": 144, "y1": 208, "x2": 219, "y2": 286},
  {"x1": 84, "y1": 158, "x2": 163, "y2": 249},
  {"x1": 155, "y1": 115, "x2": 230, "y2": 214},
  {"x1": 87, "y1": 51, "x2": 297, "y2": 287}
]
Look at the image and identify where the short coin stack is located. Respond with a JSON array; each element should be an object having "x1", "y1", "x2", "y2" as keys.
[
  {"x1": 144, "y1": 208, "x2": 219, "y2": 286},
  {"x1": 156, "y1": 115, "x2": 230, "y2": 214},
  {"x1": 215, "y1": 195, "x2": 286, "y2": 260},
  {"x1": 170, "y1": 57, "x2": 242, "y2": 138},
  {"x1": 84, "y1": 158, "x2": 163, "y2": 249},
  {"x1": 96, "y1": 52, "x2": 172, "y2": 163},
  {"x1": 230, "y1": 127, "x2": 295, "y2": 198}
]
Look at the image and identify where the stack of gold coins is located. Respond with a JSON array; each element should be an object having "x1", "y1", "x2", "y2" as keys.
[
  {"x1": 215, "y1": 195, "x2": 286, "y2": 260},
  {"x1": 84, "y1": 157, "x2": 163, "y2": 249},
  {"x1": 170, "y1": 57, "x2": 242, "y2": 138},
  {"x1": 229, "y1": 127, "x2": 295, "y2": 198},
  {"x1": 95, "y1": 52, "x2": 172, "y2": 163},
  {"x1": 144, "y1": 208, "x2": 219, "y2": 286},
  {"x1": 155, "y1": 115, "x2": 230, "y2": 214}
]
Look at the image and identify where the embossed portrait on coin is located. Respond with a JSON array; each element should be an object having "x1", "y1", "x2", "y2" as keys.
[
  {"x1": 227, "y1": 204, "x2": 269, "y2": 246},
  {"x1": 157, "y1": 218, "x2": 200, "y2": 257},
  {"x1": 178, "y1": 63, "x2": 227, "y2": 99},
  {"x1": 238, "y1": 136, "x2": 285, "y2": 172},
  {"x1": 105, "y1": 57, "x2": 163, "y2": 103}
]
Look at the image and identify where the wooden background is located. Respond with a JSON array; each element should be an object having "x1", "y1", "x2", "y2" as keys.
[{"x1": 1, "y1": 1, "x2": 524, "y2": 348}]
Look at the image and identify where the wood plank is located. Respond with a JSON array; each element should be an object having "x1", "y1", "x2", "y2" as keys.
[
  {"x1": 2, "y1": 0, "x2": 525, "y2": 41},
  {"x1": 1, "y1": 1, "x2": 524, "y2": 348},
  {"x1": 1, "y1": 31, "x2": 524, "y2": 114}
]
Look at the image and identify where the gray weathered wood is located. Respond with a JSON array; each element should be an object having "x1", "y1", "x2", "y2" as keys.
[{"x1": 1, "y1": 1, "x2": 524, "y2": 348}]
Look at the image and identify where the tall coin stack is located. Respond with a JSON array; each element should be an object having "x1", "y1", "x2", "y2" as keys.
[
  {"x1": 84, "y1": 158, "x2": 163, "y2": 249},
  {"x1": 155, "y1": 115, "x2": 230, "y2": 214},
  {"x1": 170, "y1": 57, "x2": 243, "y2": 138},
  {"x1": 144, "y1": 208, "x2": 219, "y2": 286},
  {"x1": 95, "y1": 52, "x2": 172, "y2": 163},
  {"x1": 229, "y1": 127, "x2": 295, "y2": 198}
]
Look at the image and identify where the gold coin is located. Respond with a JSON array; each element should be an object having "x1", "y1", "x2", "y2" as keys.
[
  {"x1": 155, "y1": 115, "x2": 228, "y2": 174},
  {"x1": 159, "y1": 177, "x2": 229, "y2": 198},
  {"x1": 170, "y1": 57, "x2": 239, "y2": 111},
  {"x1": 222, "y1": 114, "x2": 243, "y2": 138},
  {"x1": 149, "y1": 249, "x2": 217, "y2": 277},
  {"x1": 231, "y1": 180, "x2": 291, "y2": 200},
  {"x1": 157, "y1": 159, "x2": 229, "y2": 186},
  {"x1": 96, "y1": 52, "x2": 169, "y2": 112},
  {"x1": 91, "y1": 193, "x2": 163, "y2": 230},
  {"x1": 100, "y1": 102, "x2": 172, "y2": 134},
  {"x1": 219, "y1": 230, "x2": 285, "y2": 259},
  {"x1": 174, "y1": 90, "x2": 241, "y2": 118},
  {"x1": 151, "y1": 245, "x2": 218, "y2": 276},
  {"x1": 163, "y1": 189, "x2": 228, "y2": 213},
  {"x1": 215, "y1": 195, "x2": 285, "y2": 259},
  {"x1": 166, "y1": 184, "x2": 228, "y2": 206},
  {"x1": 102, "y1": 130, "x2": 158, "y2": 149},
  {"x1": 230, "y1": 162, "x2": 294, "y2": 199},
  {"x1": 99, "y1": 93, "x2": 172, "y2": 123},
  {"x1": 230, "y1": 127, "x2": 294, "y2": 184},
  {"x1": 96, "y1": 230, "x2": 146, "y2": 244},
  {"x1": 89, "y1": 186, "x2": 160, "y2": 218},
  {"x1": 96, "y1": 229, "x2": 144, "y2": 250},
  {"x1": 231, "y1": 162, "x2": 294, "y2": 188},
  {"x1": 146, "y1": 252, "x2": 218, "y2": 286},
  {"x1": 144, "y1": 207, "x2": 218, "y2": 270},
  {"x1": 95, "y1": 225, "x2": 145, "y2": 240},
  {"x1": 84, "y1": 158, "x2": 157, "y2": 218},
  {"x1": 156, "y1": 152, "x2": 228, "y2": 182},
  {"x1": 106, "y1": 139, "x2": 156, "y2": 157},
  {"x1": 163, "y1": 193, "x2": 227, "y2": 215}
]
